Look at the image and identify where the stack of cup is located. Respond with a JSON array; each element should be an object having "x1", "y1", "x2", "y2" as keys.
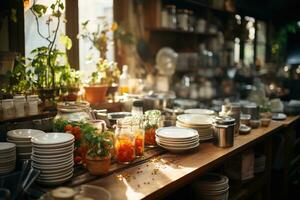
[
  {"x1": 13, "y1": 95, "x2": 26, "y2": 117},
  {"x1": 27, "y1": 95, "x2": 39, "y2": 115}
]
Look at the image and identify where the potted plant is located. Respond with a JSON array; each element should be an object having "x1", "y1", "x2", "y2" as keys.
[
  {"x1": 84, "y1": 59, "x2": 120, "y2": 104},
  {"x1": 1, "y1": 55, "x2": 32, "y2": 98},
  {"x1": 28, "y1": 0, "x2": 72, "y2": 103},
  {"x1": 58, "y1": 67, "x2": 81, "y2": 101},
  {"x1": 79, "y1": 18, "x2": 133, "y2": 103},
  {"x1": 85, "y1": 129, "x2": 114, "y2": 175}
]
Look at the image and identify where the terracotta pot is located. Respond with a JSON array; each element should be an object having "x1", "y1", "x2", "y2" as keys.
[
  {"x1": 84, "y1": 85, "x2": 108, "y2": 104},
  {"x1": 86, "y1": 155, "x2": 111, "y2": 175}
]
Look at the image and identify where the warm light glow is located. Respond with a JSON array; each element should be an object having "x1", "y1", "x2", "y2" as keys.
[{"x1": 284, "y1": 65, "x2": 289, "y2": 72}]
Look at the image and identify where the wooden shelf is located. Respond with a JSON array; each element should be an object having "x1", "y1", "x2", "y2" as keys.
[
  {"x1": 229, "y1": 172, "x2": 269, "y2": 200},
  {"x1": 148, "y1": 27, "x2": 217, "y2": 37}
]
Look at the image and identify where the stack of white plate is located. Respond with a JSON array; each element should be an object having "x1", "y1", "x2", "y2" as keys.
[
  {"x1": 0, "y1": 142, "x2": 16, "y2": 174},
  {"x1": 156, "y1": 127, "x2": 199, "y2": 153},
  {"x1": 31, "y1": 133, "x2": 74, "y2": 186},
  {"x1": 176, "y1": 114, "x2": 214, "y2": 141},
  {"x1": 192, "y1": 173, "x2": 229, "y2": 200},
  {"x1": 7, "y1": 129, "x2": 45, "y2": 161}
]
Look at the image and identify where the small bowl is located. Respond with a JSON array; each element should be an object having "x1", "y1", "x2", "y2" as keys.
[
  {"x1": 261, "y1": 118, "x2": 271, "y2": 127},
  {"x1": 250, "y1": 120, "x2": 260, "y2": 129},
  {"x1": 239, "y1": 124, "x2": 251, "y2": 135}
]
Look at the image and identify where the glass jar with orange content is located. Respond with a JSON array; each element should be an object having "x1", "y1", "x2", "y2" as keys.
[
  {"x1": 131, "y1": 117, "x2": 145, "y2": 158},
  {"x1": 144, "y1": 110, "x2": 162, "y2": 147},
  {"x1": 115, "y1": 118, "x2": 136, "y2": 164}
]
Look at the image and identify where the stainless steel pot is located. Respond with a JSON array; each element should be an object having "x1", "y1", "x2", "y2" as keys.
[
  {"x1": 143, "y1": 92, "x2": 175, "y2": 111},
  {"x1": 213, "y1": 116, "x2": 235, "y2": 148}
]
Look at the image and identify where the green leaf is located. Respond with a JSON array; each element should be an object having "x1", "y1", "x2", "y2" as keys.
[
  {"x1": 10, "y1": 9, "x2": 17, "y2": 23},
  {"x1": 82, "y1": 20, "x2": 89, "y2": 26},
  {"x1": 32, "y1": 4, "x2": 48, "y2": 17},
  {"x1": 59, "y1": 3, "x2": 64, "y2": 10},
  {"x1": 59, "y1": 35, "x2": 72, "y2": 50}
]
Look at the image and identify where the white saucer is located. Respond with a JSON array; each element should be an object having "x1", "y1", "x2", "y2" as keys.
[{"x1": 31, "y1": 133, "x2": 74, "y2": 145}]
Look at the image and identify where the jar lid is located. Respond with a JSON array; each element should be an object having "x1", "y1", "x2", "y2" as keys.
[
  {"x1": 57, "y1": 101, "x2": 90, "y2": 112},
  {"x1": 215, "y1": 116, "x2": 235, "y2": 125}
]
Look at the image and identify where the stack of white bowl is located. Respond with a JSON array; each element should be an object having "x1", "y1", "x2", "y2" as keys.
[
  {"x1": 6, "y1": 129, "x2": 45, "y2": 161},
  {"x1": 31, "y1": 133, "x2": 74, "y2": 186},
  {"x1": 192, "y1": 173, "x2": 229, "y2": 200},
  {"x1": 176, "y1": 113, "x2": 214, "y2": 141},
  {"x1": 0, "y1": 142, "x2": 16, "y2": 174},
  {"x1": 156, "y1": 127, "x2": 199, "y2": 153}
]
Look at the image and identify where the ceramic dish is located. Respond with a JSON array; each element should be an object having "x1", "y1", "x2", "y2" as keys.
[
  {"x1": 272, "y1": 113, "x2": 287, "y2": 120},
  {"x1": 156, "y1": 127, "x2": 199, "y2": 139},
  {"x1": 177, "y1": 114, "x2": 213, "y2": 126},
  {"x1": 32, "y1": 140, "x2": 74, "y2": 149},
  {"x1": 0, "y1": 142, "x2": 16, "y2": 152},
  {"x1": 31, "y1": 133, "x2": 74, "y2": 145},
  {"x1": 261, "y1": 118, "x2": 271, "y2": 127},
  {"x1": 7, "y1": 129, "x2": 45, "y2": 140}
]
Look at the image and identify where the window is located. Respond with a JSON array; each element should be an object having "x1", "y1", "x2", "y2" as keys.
[
  {"x1": 256, "y1": 20, "x2": 267, "y2": 65},
  {"x1": 78, "y1": 0, "x2": 114, "y2": 79},
  {"x1": 243, "y1": 16, "x2": 255, "y2": 65},
  {"x1": 24, "y1": 0, "x2": 66, "y2": 58}
]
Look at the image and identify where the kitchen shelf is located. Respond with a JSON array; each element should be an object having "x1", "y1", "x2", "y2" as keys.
[
  {"x1": 229, "y1": 172, "x2": 269, "y2": 200},
  {"x1": 148, "y1": 27, "x2": 217, "y2": 37}
]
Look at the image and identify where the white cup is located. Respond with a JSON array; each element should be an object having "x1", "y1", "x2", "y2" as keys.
[{"x1": 2, "y1": 99, "x2": 15, "y2": 118}]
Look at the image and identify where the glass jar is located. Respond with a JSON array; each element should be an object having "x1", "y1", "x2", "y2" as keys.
[
  {"x1": 27, "y1": 95, "x2": 39, "y2": 115},
  {"x1": 13, "y1": 95, "x2": 26, "y2": 117},
  {"x1": 165, "y1": 4, "x2": 177, "y2": 29},
  {"x1": 115, "y1": 118, "x2": 136, "y2": 164},
  {"x1": 54, "y1": 101, "x2": 92, "y2": 124},
  {"x1": 53, "y1": 101, "x2": 93, "y2": 165},
  {"x1": 144, "y1": 110, "x2": 161, "y2": 147},
  {"x1": 2, "y1": 99, "x2": 15, "y2": 119},
  {"x1": 161, "y1": 6, "x2": 169, "y2": 28},
  {"x1": 177, "y1": 9, "x2": 189, "y2": 31},
  {"x1": 132, "y1": 117, "x2": 145, "y2": 158}
]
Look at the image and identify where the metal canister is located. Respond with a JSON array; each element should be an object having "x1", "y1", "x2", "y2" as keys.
[
  {"x1": 242, "y1": 103, "x2": 259, "y2": 120},
  {"x1": 213, "y1": 116, "x2": 235, "y2": 148}
]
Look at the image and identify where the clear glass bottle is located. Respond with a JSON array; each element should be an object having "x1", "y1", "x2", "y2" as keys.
[
  {"x1": 119, "y1": 65, "x2": 130, "y2": 95},
  {"x1": 177, "y1": 9, "x2": 189, "y2": 31},
  {"x1": 115, "y1": 118, "x2": 136, "y2": 164}
]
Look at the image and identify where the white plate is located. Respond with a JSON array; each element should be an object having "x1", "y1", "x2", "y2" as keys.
[
  {"x1": 156, "y1": 127, "x2": 199, "y2": 139},
  {"x1": 31, "y1": 154, "x2": 73, "y2": 163},
  {"x1": 36, "y1": 173, "x2": 73, "y2": 186},
  {"x1": 31, "y1": 133, "x2": 74, "y2": 145},
  {"x1": 33, "y1": 146, "x2": 73, "y2": 155},
  {"x1": 272, "y1": 113, "x2": 287, "y2": 120},
  {"x1": 6, "y1": 139, "x2": 31, "y2": 145},
  {"x1": 176, "y1": 121, "x2": 212, "y2": 129},
  {"x1": 177, "y1": 114, "x2": 213, "y2": 125},
  {"x1": 7, "y1": 129, "x2": 45, "y2": 140},
  {"x1": 157, "y1": 140, "x2": 199, "y2": 148},
  {"x1": 32, "y1": 151, "x2": 73, "y2": 159},
  {"x1": 32, "y1": 140, "x2": 74, "y2": 149},
  {"x1": 0, "y1": 157, "x2": 16, "y2": 163},
  {"x1": 0, "y1": 142, "x2": 16, "y2": 152},
  {"x1": 38, "y1": 169, "x2": 73, "y2": 180},
  {"x1": 158, "y1": 142, "x2": 199, "y2": 153},
  {"x1": 156, "y1": 137, "x2": 199, "y2": 144},
  {"x1": 184, "y1": 109, "x2": 215, "y2": 115},
  {"x1": 33, "y1": 156, "x2": 73, "y2": 166},
  {"x1": 32, "y1": 160, "x2": 74, "y2": 170},
  {"x1": 32, "y1": 144, "x2": 74, "y2": 152}
]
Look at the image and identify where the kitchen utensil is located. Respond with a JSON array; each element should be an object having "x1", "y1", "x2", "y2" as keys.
[{"x1": 213, "y1": 117, "x2": 235, "y2": 147}]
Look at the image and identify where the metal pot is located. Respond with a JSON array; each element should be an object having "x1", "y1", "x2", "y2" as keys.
[
  {"x1": 143, "y1": 92, "x2": 175, "y2": 111},
  {"x1": 213, "y1": 116, "x2": 235, "y2": 148}
]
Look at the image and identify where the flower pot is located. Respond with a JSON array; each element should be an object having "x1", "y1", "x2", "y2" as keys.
[
  {"x1": 86, "y1": 155, "x2": 111, "y2": 175},
  {"x1": 84, "y1": 85, "x2": 108, "y2": 105}
]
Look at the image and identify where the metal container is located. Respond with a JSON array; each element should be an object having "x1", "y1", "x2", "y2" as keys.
[
  {"x1": 242, "y1": 103, "x2": 259, "y2": 120},
  {"x1": 143, "y1": 92, "x2": 175, "y2": 111},
  {"x1": 213, "y1": 116, "x2": 235, "y2": 148}
]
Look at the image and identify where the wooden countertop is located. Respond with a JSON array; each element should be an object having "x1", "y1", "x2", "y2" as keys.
[
  {"x1": 87, "y1": 121, "x2": 283, "y2": 200},
  {"x1": 275, "y1": 115, "x2": 300, "y2": 127}
]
